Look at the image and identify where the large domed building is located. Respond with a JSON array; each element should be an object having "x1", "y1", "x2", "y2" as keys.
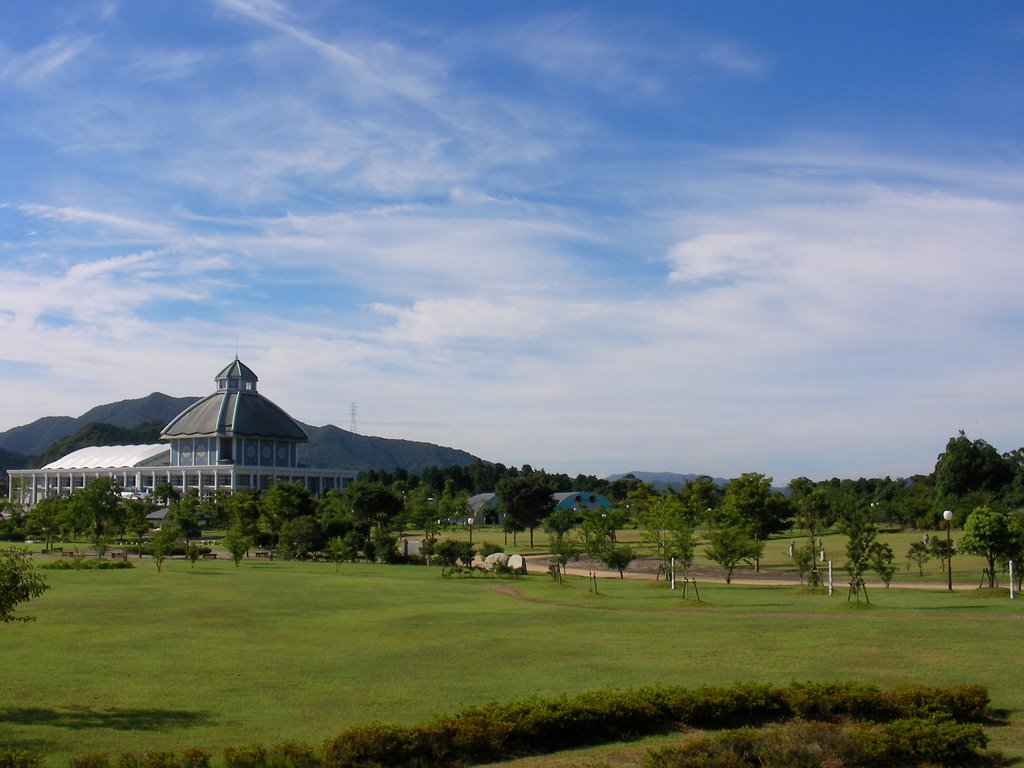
[{"x1": 8, "y1": 360, "x2": 356, "y2": 506}]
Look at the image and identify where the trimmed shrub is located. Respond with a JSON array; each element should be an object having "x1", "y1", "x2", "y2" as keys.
[
  {"x1": 0, "y1": 750, "x2": 44, "y2": 768},
  {"x1": 854, "y1": 717, "x2": 988, "y2": 764},
  {"x1": 40, "y1": 558, "x2": 134, "y2": 570},
  {"x1": 685, "y1": 683, "x2": 786, "y2": 728},
  {"x1": 781, "y1": 681, "x2": 893, "y2": 722},
  {"x1": 223, "y1": 744, "x2": 268, "y2": 768},
  {"x1": 650, "y1": 717, "x2": 990, "y2": 768},
  {"x1": 68, "y1": 756, "x2": 112, "y2": 768},
  {"x1": 140, "y1": 752, "x2": 178, "y2": 768},
  {"x1": 889, "y1": 683, "x2": 989, "y2": 721},
  {"x1": 180, "y1": 749, "x2": 211, "y2": 768},
  {"x1": 265, "y1": 743, "x2": 317, "y2": 768},
  {"x1": 322, "y1": 722, "x2": 421, "y2": 768}
]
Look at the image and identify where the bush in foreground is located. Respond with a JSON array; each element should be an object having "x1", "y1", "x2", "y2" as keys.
[{"x1": 1, "y1": 681, "x2": 998, "y2": 768}]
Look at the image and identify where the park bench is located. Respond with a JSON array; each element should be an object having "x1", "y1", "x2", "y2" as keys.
[{"x1": 202, "y1": 552, "x2": 218, "y2": 559}]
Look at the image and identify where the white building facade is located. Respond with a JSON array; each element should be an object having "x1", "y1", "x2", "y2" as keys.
[{"x1": 8, "y1": 360, "x2": 356, "y2": 507}]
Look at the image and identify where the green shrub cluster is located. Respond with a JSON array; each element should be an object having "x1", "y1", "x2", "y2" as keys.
[
  {"x1": 0, "y1": 682, "x2": 993, "y2": 768},
  {"x1": 0, "y1": 749, "x2": 43, "y2": 768},
  {"x1": 40, "y1": 558, "x2": 135, "y2": 570},
  {"x1": 66, "y1": 749, "x2": 212, "y2": 768},
  {"x1": 647, "y1": 717, "x2": 989, "y2": 767},
  {"x1": 319, "y1": 682, "x2": 990, "y2": 767}
]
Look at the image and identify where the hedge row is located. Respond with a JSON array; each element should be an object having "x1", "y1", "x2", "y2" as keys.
[
  {"x1": 40, "y1": 558, "x2": 135, "y2": 570},
  {"x1": 0, "y1": 682, "x2": 992, "y2": 768},
  {"x1": 648, "y1": 717, "x2": 990, "y2": 767},
  {"x1": 318, "y1": 682, "x2": 989, "y2": 766}
]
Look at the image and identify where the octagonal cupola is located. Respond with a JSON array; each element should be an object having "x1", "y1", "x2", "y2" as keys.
[{"x1": 216, "y1": 358, "x2": 258, "y2": 393}]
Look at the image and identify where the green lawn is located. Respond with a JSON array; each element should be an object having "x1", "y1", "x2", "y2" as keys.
[{"x1": 1, "y1": 552, "x2": 1021, "y2": 765}]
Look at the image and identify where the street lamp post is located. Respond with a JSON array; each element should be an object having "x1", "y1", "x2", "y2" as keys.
[
  {"x1": 943, "y1": 509, "x2": 953, "y2": 592},
  {"x1": 467, "y1": 516, "x2": 474, "y2": 546}
]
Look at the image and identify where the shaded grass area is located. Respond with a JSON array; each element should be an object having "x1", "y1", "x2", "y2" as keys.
[{"x1": 1, "y1": 557, "x2": 1021, "y2": 764}]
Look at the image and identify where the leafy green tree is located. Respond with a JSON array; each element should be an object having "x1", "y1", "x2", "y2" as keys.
[
  {"x1": 579, "y1": 508, "x2": 619, "y2": 563},
  {"x1": 721, "y1": 473, "x2": 790, "y2": 571},
  {"x1": 221, "y1": 529, "x2": 251, "y2": 567},
  {"x1": 432, "y1": 539, "x2": 474, "y2": 568},
  {"x1": 958, "y1": 505, "x2": 1024, "y2": 588},
  {"x1": 170, "y1": 490, "x2": 203, "y2": 547},
  {"x1": 326, "y1": 536, "x2": 353, "y2": 570},
  {"x1": 680, "y1": 475, "x2": 723, "y2": 525},
  {"x1": 792, "y1": 542, "x2": 816, "y2": 585},
  {"x1": 907, "y1": 541, "x2": 930, "y2": 576},
  {"x1": 27, "y1": 496, "x2": 65, "y2": 553},
  {"x1": 404, "y1": 486, "x2": 441, "y2": 542},
  {"x1": 225, "y1": 490, "x2": 261, "y2": 538},
  {"x1": 0, "y1": 548, "x2": 50, "y2": 623},
  {"x1": 704, "y1": 526, "x2": 762, "y2": 584},
  {"x1": 789, "y1": 481, "x2": 832, "y2": 586},
  {"x1": 201, "y1": 490, "x2": 232, "y2": 530},
  {"x1": 871, "y1": 542, "x2": 896, "y2": 587},
  {"x1": 601, "y1": 544, "x2": 635, "y2": 579},
  {"x1": 496, "y1": 473, "x2": 556, "y2": 548},
  {"x1": 638, "y1": 492, "x2": 696, "y2": 582},
  {"x1": 153, "y1": 481, "x2": 179, "y2": 508},
  {"x1": 934, "y1": 431, "x2": 1013, "y2": 501},
  {"x1": 65, "y1": 477, "x2": 123, "y2": 547},
  {"x1": 260, "y1": 481, "x2": 315, "y2": 535},
  {"x1": 841, "y1": 509, "x2": 877, "y2": 602},
  {"x1": 342, "y1": 480, "x2": 404, "y2": 537},
  {"x1": 928, "y1": 534, "x2": 953, "y2": 574},
  {"x1": 121, "y1": 498, "x2": 151, "y2": 556},
  {"x1": 150, "y1": 525, "x2": 179, "y2": 572},
  {"x1": 278, "y1": 516, "x2": 324, "y2": 559},
  {"x1": 367, "y1": 528, "x2": 400, "y2": 563}
]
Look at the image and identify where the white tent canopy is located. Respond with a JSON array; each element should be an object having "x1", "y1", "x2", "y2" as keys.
[{"x1": 41, "y1": 444, "x2": 170, "y2": 470}]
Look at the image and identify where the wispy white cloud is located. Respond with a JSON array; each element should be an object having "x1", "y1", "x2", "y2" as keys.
[
  {"x1": 0, "y1": 34, "x2": 94, "y2": 87},
  {"x1": 0, "y1": 1, "x2": 1021, "y2": 482}
]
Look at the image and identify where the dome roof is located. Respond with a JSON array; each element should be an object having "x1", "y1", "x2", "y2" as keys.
[{"x1": 161, "y1": 359, "x2": 308, "y2": 442}]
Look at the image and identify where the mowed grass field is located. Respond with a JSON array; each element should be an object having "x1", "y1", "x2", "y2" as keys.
[{"x1": 2, "y1": 543, "x2": 1022, "y2": 765}]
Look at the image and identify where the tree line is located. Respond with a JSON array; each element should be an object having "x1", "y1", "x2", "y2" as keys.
[{"x1": 1, "y1": 430, "x2": 1023, "y2": 590}]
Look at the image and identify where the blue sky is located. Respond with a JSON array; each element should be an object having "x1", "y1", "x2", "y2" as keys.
[{"x1": 2, "y1": 1, "x2": 1023, "y2": 482}]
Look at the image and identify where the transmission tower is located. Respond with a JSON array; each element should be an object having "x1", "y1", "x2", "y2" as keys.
[{"x1": 349, "y1": 402, "x2": 358, "y2": 434}]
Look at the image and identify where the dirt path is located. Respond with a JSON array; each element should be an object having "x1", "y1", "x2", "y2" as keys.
[{"x1": 523, "y1": 554, "x2": 973, "y2": 591}]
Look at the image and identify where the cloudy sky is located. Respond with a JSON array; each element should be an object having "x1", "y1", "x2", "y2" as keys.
[{"x1": 1, "y1": 1, "x2": 1023, "y2": 482}]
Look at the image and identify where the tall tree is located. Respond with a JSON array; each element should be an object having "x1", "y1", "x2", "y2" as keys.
[
  {"x1": 495, "y1": 473, "x2": 556, "y2": 548},
  {"x1": 65, "y1": 477, "x2": 123, "y2": 549},
  {"x1": 934, "y1": 431, "x2": 1013, "y2": 500},
  {"x1": 721, "y1": 473, "x2": 790, "y2": 571},
  {"x1": 958, "y1": 506, "x2": 1024, "y2": 588},
  {"x1": 27, "y1": 496, "x2": 65, "y2": 553},
  {"x1": 638, "y1": 492, "x2": 696, "y2": 582}
]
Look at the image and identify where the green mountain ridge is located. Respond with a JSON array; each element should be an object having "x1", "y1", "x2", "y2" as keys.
[{"x1": 0, "y1": 393, "x2": 483, "y2": 476}]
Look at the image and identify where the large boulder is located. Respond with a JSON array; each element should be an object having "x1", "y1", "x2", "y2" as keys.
[{"x1": 484, "y1": 552, "x2": 509, "y2": 571}]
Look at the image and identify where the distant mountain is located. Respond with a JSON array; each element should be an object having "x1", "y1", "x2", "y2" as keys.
[
  {"x1": 35, "y1": 420, "x2": 168, "y2": 467},
  {"x1": 607, "y1": 471, "x2": 791, "y2": 493},
  {"x1": 606, "y1": 471, "x2": 730, "y2": 491},
  {"x1": 0, "y1": 393, "x2": 197, "y2": 457},
  {"x1": 0, "y1": 393, "x2": 484, "y2": 475},
  {"x1": 298, "y1": 424, "x2": 479, "y2": 473}
]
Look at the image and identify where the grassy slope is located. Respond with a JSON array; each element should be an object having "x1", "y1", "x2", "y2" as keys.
[{"x1": 1, "y1": 552, "x2": 1021, "y2": 765}]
